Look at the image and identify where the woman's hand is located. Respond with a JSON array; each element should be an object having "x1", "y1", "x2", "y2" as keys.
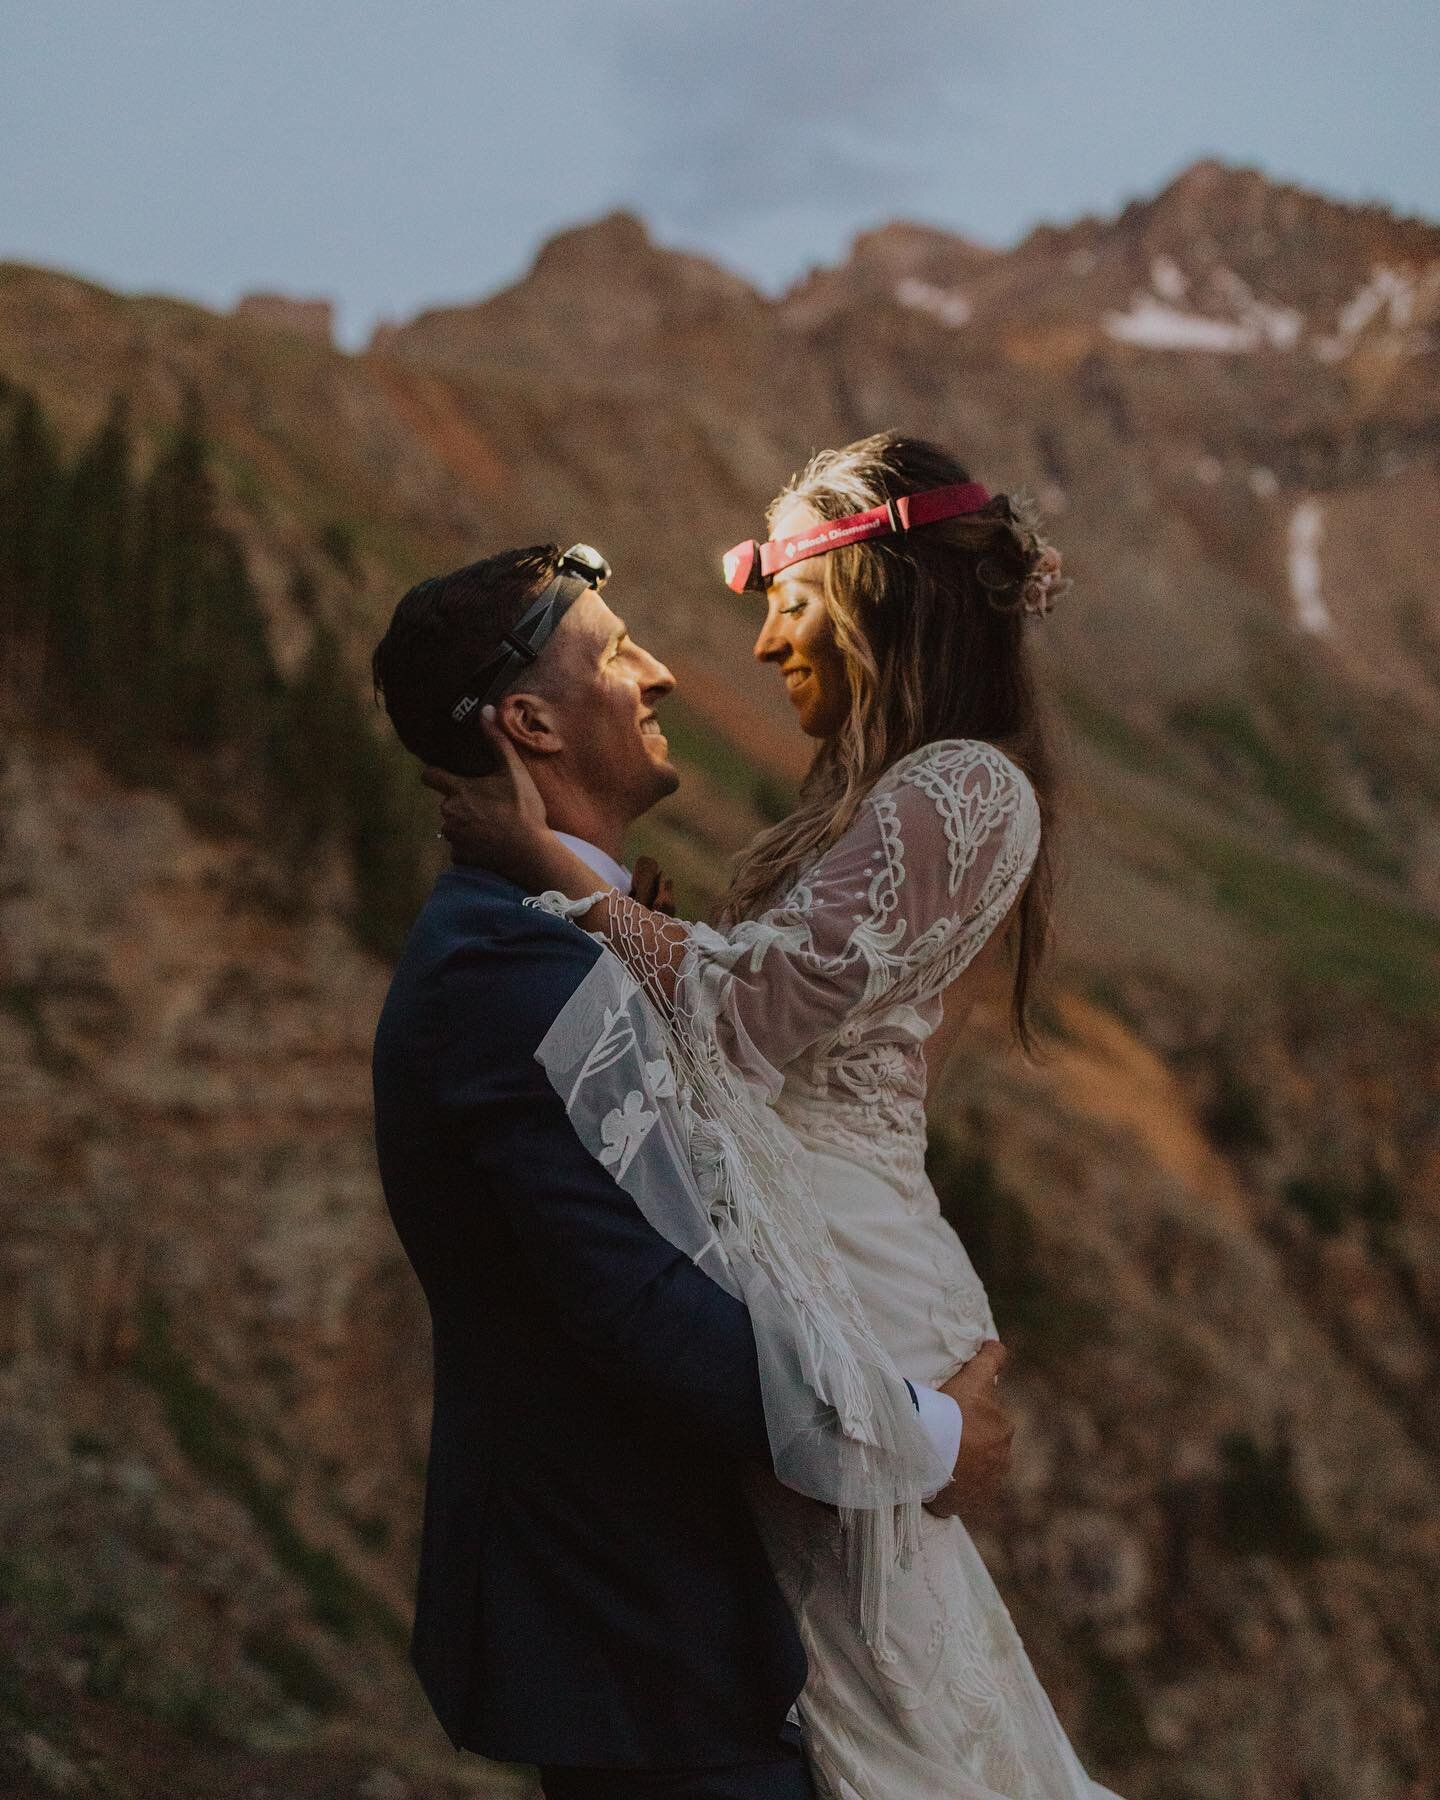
[{"x1": 421, "y1": 708, "x2": 552, "y2": 886}]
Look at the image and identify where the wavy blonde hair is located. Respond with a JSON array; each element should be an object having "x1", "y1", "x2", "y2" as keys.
[{"x1": 719, "y1": 432, "x2": 1064, "y2": 1057}]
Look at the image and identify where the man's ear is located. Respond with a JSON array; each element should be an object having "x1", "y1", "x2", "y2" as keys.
[{"x1": 493, "y1": 688, "x2": 564, "y2": 757}]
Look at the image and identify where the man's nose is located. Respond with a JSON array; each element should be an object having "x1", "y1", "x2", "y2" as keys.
[{"x1": 640, "y1": 650, "x2": 676, "y2": 699}]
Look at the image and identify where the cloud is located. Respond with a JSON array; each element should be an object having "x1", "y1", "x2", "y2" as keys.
[{"x1": 594, "y1": 0, "x2": 1015, "y2": 279}]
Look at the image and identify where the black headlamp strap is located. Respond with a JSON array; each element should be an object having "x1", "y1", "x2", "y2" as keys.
[
  {"x1": 500, "y1": 572, "x2": 585, "y2": 666},
  {"x1": 449, "y1": 571, "x2": 589, "y2": 725}
]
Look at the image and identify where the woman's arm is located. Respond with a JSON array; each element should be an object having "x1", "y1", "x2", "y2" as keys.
[
  {"x1": 425, "y1": 723, "x2": 1040, "y2": 1073},
  {"x1": 423, "y1": 716, "x2": 695, "y2": 1002}
]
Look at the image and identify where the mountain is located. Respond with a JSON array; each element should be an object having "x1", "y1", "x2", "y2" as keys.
[
  {"x1": 378, "y1": 211, "x2": 764, "y2": 379},
  {"x1": 789, "y1": 160, "x2": 1440, "y2": 366},
  {"x1": 2, "y1": 160, "x2": 1439, "y2": 1799}
]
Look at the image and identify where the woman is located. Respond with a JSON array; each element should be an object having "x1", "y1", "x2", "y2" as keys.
[{"x1": 431, "y1": 433, "x2": 1114, "y2": 1799}]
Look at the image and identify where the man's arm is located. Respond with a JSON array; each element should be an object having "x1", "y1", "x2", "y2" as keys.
[
  {"x1": 435, "y1": 920, "x2": 772, "y2": 1460},
  {"x1": 436, "y1": 915, "x2": 972, "y2": 1480},
  {"x1": 912, "y1": 1383, "x2": 963, "y2": 1490}
]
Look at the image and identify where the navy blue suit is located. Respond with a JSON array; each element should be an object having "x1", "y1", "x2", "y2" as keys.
[{"x1": 372, "y1": 867, "x2": 811, "y2": 1786}]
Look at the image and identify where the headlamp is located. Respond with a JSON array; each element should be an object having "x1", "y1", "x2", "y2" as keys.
[
  {"x1": 722, "y1": 481, "x2": 992, "y2": 594},
  {"x1": 450, "y1": 543, "x2": 611, "y2": 726}
]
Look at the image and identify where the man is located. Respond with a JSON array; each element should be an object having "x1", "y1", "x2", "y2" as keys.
[{"x1": 370, "y1": 544, "x2": 1013, "y2": 1799}]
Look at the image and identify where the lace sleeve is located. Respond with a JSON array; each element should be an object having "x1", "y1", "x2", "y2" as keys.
[
  {"x1": 600, "y1": 738, "x2": 1040, "y2": 1091},
  {"x1": 525, "y1": 741, "x2": 1038, "y2": 1656}
]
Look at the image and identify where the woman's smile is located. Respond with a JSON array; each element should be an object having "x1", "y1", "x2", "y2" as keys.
[{"x1": 751, "y1": 501, "x2": 852, "y2": 739}]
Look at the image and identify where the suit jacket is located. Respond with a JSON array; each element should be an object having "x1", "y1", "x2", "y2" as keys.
[{"x1": 372, "y1": 866, "x2": 807, "y2": 1767}]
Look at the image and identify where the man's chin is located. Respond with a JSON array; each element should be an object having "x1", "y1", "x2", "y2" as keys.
[
  {"x1": 648, "y1": 758, "x2": 682, "y2": 803},
  {"x1": 624, "y1": 752, "x2": 680, "y2": 816}
]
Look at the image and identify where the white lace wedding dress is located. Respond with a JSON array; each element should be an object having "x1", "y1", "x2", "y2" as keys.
[{"x1": 531, "y1": 739, "x2": 1120, "y2": 1800}]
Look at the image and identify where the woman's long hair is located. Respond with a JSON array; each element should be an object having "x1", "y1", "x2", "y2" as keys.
[{"x1": 719, "y1": 432, "x2": 1065, "y2": 1058}]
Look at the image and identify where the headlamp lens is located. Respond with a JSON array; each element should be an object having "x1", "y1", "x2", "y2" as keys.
[
  {"x1": 722, "y1": 539, "x2": 761, "y2": 593},
  {"x1": 561, "y1": 542, "x2": 610, "y2": 588}
]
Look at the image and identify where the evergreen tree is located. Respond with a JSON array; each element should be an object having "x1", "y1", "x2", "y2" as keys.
[
  {"x1": 129, "y1": 390, "x2": 276, "y2": 765},
  {"x1": 267, "y1": 611, "x2": 431, "y2": 956},
  {"x1": 50, "y1": 396, "x2": 134, "y2": 719},
  {"x1": 203, "y1": 534, "x2": 276, "y2": 755},
  {"x1": 1, "y1": 380, "x2": 427, "y2": 961},
  {"x1": 346, "y1": 719, "x2": 432, "y2": 959},
  {"x1": 141, "y1": 390, "x2": 219, "y2": 743},
  {"x1": 0, "y1": 393, "x2": 63, "y2": 699},
  {"x1": 267, "y1": 613, "x2": 355, "y2": 859}
]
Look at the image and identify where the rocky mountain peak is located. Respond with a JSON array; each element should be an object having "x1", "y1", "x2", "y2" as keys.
[
  {"x1": 523, "y1": 207, "x2": 761, "y2": 309},
  {"x1": 1120, "y1": 157, "x2": 1438, "y2": 279},
  {"x1": 374, "y1": 209, "x2": 763, "y2": 375},
  {"x1": 838, "y1": 219, "x2": 996, "y2": 274},
  {"x1": 941, "y1": 158, "x2": 1440, "y2": 369},
  {"x1": 780, "y1": 218, "x2": 998, "y2": 329},
  {"x1": 529, "y1": 208, "x2": 655, "y2": 275},
  {"x1": 233, "y1": 292, "x2": 336, "y2": 348},
  {"x1": 1149, "y1": 156, "x2": 1271, "y2": 214}
]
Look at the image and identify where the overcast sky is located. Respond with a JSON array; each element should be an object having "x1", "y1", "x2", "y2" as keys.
[{"x1": 3, "y1": 0, "x2": 1436, "y2": 345}]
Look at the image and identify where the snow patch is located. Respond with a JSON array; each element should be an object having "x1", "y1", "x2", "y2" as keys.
[
  {"x1": 1312, "y1": 262, "x2": 1440, "y2": 360},
  {"x1": 1151, "y1": 255, "x2": 1189, "y2": 302},
  {"x1": 1288, "y1": 500, "x2": 1331, "y2": 634},
  {"x1": 1339, "y1": 266, "x2": 1415, "y2": 334},
  {"x1": 1107, "y1": 300, "x2": 1240, "y2": 352},
  {"x1": 1249, "y1": 467, "x2": 1279, "y2": 500},
  {"x1": 1105, "y1": 266, "x2": 1302, "y2": 354},
  {"x1": 1210, "y1": 269, "x2": 1303, "y2": 348},
  {"x1": 894, "y1": 279, "x2": 971, "y2": 328},
  {"x1": 1106, "y1": 299, "x2": 1258, "y2": 353}
]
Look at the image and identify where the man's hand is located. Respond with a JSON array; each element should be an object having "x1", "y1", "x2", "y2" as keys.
[{"x1": 924, "y1": 1340, "x2": 1013, "y2": 1521}]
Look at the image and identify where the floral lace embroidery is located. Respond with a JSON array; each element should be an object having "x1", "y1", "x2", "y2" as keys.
[
  {"x1": 535, "y1": 743, "x2": 1113, "y2": 1795},
  {"x1": 770, "y1": 740, "x2": 1040, "y2": 1193},
  {"x1": 557, "y1": 739, "x2": 1040, "y2": 1206}
]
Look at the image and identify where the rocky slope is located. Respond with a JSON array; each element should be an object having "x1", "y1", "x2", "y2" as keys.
[{"x1": 2, "y1": 160, "x2": 1439, "y2": 1798}]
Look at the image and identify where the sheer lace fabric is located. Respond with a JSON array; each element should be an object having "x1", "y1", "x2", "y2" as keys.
[
  {"x1": 529, "y1": 740, "x2": 1118, "y2": 1794},
  {"x1": 531, "y1": 741, "x2": 1037, "y2": 1618},
  {"x1": 596, "y1": 736, "x2": 1042, "y2": 1203},
  {"x1": 742, "y1": 1142, "x2": 1121, "y2": 1800}
]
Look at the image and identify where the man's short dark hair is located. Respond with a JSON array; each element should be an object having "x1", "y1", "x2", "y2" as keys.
[{"x1": 372, "y1": 544, "x2": 562, "y2": 774}]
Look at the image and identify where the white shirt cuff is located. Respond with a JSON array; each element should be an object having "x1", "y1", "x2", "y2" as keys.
[{"x1": 913, "y1": 1384, "x2": 963, "y2": 1498}]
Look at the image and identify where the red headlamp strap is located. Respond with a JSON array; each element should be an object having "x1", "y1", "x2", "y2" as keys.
[
  {"x1": 724, "y1": 480, "x2": 992, "y2": 592},
  {"x1": 893, "y1": 481, "x2": 991, "y2": 530}
]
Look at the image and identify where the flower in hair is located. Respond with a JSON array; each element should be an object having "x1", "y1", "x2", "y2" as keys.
[{"x1": 1022, "y1": 544, "x2": 1067, "y2": 617}]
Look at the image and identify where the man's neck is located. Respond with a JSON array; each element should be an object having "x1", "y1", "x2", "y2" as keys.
[
  {"x1": 530, "y1": 757, "x2": 640, "y2": 865},
  {"x1": 547, "y1": 809, "x2": 627, "y2": 865},
  {"x1": 537, "y1": 782, "x2": 632, "y2": 865},
  {"x1": 553, "y1": 830, "x2": 631, "y2": 895}
]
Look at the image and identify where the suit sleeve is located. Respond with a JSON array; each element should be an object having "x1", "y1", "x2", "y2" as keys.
[{"x1": 433, "y1": 915, "x2": 771, "y2": 1461}]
